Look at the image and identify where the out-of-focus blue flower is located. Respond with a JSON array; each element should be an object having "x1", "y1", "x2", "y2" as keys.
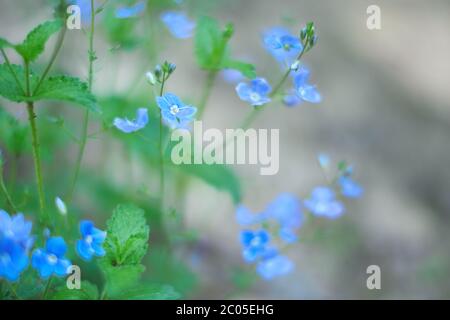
[
  {"x1": 0, "y1": 210, "x2": 34, "y2": 251},
  {"x1": 240, "y1": 230, "x2": 270, "y2": 263},
  {"x1": 115, "y1": 0, "x2": 146, "y2": 19},
  {"x1": 284, "y1": 67, "x2": 321, "y2": 106},
  {"x1": 265, "y1": 193, "x2": 303, "y2": 243},
  {"x1": 221, "y1": 69, "x2": 245, "y2": 84},
  {"x1": 0, "y1": 237, "x2": 29, "y2": 282},
  {"x1": 338, "y1": 176, "x2": 363, "y2": 198},
  {"x1": 113, "y1": 108, "x2": 149, "y2": 133},
  {"x1": 317, "y1": 153, "x2": 330, "y2": 169},
  {"x1": 236, "y1": 78, "x2": 271, "y2": 106},
  {"x1": 236, "y1": 205, "x2": 267, "y2": 226},
  {"x1": 32, "y1": 237, "x2": 71, "y2": 279},
  {"x1": 263, "y1": 27, "x2": 302, "y2": 66},
  {"x1": 156, "y1": 93, "x2": 197, "y2": 129},
  {"x1": 160, "y1": 11, "x2": 195, "y2": 39},
  {"x1": 76, "y1": 220, "x2": 106, "y2": 261},
  {"x1": 304, "y1": 187, "x2": 345, "y2": 219},
  {"x1": 256, "y1": 250, "x2": 294, "y2": 280}
]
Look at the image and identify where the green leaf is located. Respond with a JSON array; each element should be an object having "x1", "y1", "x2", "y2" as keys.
[
  {"x1": 0, "y1": 108, "x2": 29, "y2": 154},
  {"x1": 0, "y1": 38, "x2": 12, "y2": 49},
  {"x1": 15, "y1": 20, "x2": 63, "y2": 62},
  {"x1": 115, "y1": 284, "x2": 180, "y2": 300},
  {"x1": 0, "y1": 64, "x2": 29, "y2": 102},
  {"x1": 50, "y1": 281, "x2": 99, "y2": 300},
  {"x1": 103, "y1": 204, "x2": 150, "y2": 265},
  {"x1": 32, "y1": 75, "x2": 98, "y2": 112},
  {"x1": 195, "y1": 16, "x2": 228, "y2": 70},
  {"x1": 222, "y1": 59, "x2": 256, "y2": 79},
  {"x1": 175, "y1": 163, "x2": 242, "y2": 204},
  {"x1": 99, "y1": 261, "x2": 146, "y2": 298}
]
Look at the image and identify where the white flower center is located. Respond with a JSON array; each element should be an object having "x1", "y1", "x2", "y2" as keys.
[
  {"x1": 85, "y1": 235, "x2": 93, "y2": 245},
  {"x1": 249, "y1": 92, "x2": 261, "y2": 102},
  {"x1": 47, "y1": 254, "x2": 58, "y2": 265},
  {"x1": 250, "y1": 237, "x2": 261, "y2": 247},
  {"x1": 170, "y1": 105, "x2": 180, "y2": 115}
]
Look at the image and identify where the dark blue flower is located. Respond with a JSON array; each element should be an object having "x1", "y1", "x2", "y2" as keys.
[
  {"x1": 256, "y1": 251, "x2": 294, "y2": 280},
  {"x1": 236, "y1": 78, "x2": 271, "y2": 106},
  {"x1": 304, "y1": 187, "x2": 345, "y2": 219},
  {"x1": 0, "y1": 210, "x2": 34, "y2": 251},
  {"x1": 32, "y1": 237, "x2": 71, "y2": 279},
  {"x1": 263, "y1": 27, "x2": 302, "y2": 66},
  {"x1": 338, "y1": 176, "x2": 363, "y2": 198},
  {"x1": 0, "y1": 237, "x2": 29, "y2": 282},
  {"x1": 113, "y1": 108, "x2": 149, "y2": 133},
  {"x1": 76, "y1": 220, "x2": 106, "y2": 261},
  {"x1": 160, "y1": 11, "x2": 195, "y2": 39},
  {"x1": 283, "y1": 67, "x2": 321, "y2": 106},
  {"x1": 115, "y1": 0, "x2": 146, "y2": 19},
  {"x1": 156, "y1": 93, "x2": 197, "y2": 129},
  {"x1": 240, "y1": 230, "x2": 270, "y2": 263}
]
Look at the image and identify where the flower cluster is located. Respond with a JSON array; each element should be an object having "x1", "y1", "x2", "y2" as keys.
[{"x1": 236, "y1": 158, "x2": 362, "y2": 280}]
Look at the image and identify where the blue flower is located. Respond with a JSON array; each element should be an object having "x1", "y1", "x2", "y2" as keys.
[
  {"x1": 236, "y1": 205, "x2": 267, "y2": 226},
  {"x1": 240, "y1": 230, "x2": 270, "y2": 263},
  {"x1": 283, "y1": 67, "x2": 321, "y2": 106},
  {"x1": 265, "y1": 193, "x2": 303, "y2": 243},
  {"x1": 113, "y1": 108, "x2": 149, "y2": 133},
  {"x1": 115, "y1": 0, "x2": 146, "y2": 19},
  {"x1": 304, "y1": 187, "x2": 345, "y2": 219},
  {"x1": 76, "y1": 220, "x2": 106, "y2": 261},
  {"x1": 32, "y1": 237, "x2": 71, "y2": 279},
  {"x1": 221, "y1": 69, "x2": 245, "y2": 84},
  {"x1": 0, "y1": 237, "x2": 29, "y2": 282},
  {"x1": 338, "y1": 176, "x2": 363, "y2": 198},
  {"x1": 156, "y1": 93, "x2": 197, "y2": 129},
  {"x1": 263, "y1": 27, "x2": 302, "y2": 66},
  {"x1": 256, "y1": 252, "x2": 294, "y2": 280},
  {"x1": 0, "y1": 210, "x2": 34, "y2": 251},
  {"x1": 160, "y1": 11, "x2": 195, "y2": 39},
  {"x1": 236, "y1": 78, "x2": 271, "y2": 106}
]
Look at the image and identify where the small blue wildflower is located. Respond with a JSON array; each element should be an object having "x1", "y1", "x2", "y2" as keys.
[
  {"x1": 32, "y1": 237, "x2": 71, "y2": 279},
  {"x1": 284, "y1": 67, "x2": 321, "y2": 106},
  {"x1": 304, "y1": 187, "x2": 345, "y2": 219},
  {"x1": 263, "y1": 27, "x2": 302, "y2": 66},
  {"x1": 0, "y1": 210, "x2": 34, "y2": 251},
  {"x1": 256, "y1": 252, "x2": 294, "y2": 280},
  {"x1": 338, "y1": 176, "x2": 363, "y2": 198},
  {"x1": 0, "y1": 237, "x2": 29, "y2": 282},
  {"x1": 76, "y1": 220, "x2": 106, "y2": 261},
  {"x1": 221, "y1": 69, "x2": 245, "y2": 84},
  {"x1": 236, "y1": 205, "x2": 267, "y2": 226},
  {"x1": 115, "y1": 0, "x2": 146, "y2": 19},
  {"x1": 240, "y1": 230, "x2": 270, "y2": 263},
  {"x1": 160, "y1": 11, "x2": 195, "y2": 39},
  {"x1": 265, "y1": 193, "x2": 303, "y2": 243},
  {"x1": 236, "y1": 78, "x2": 272, "y2": 106},
  {"x1": 156, "y1": 93, "x2": 197, "y2": 129},
  {"x1": 113, "y1": 108, "x2": 149, "y2": 133}
]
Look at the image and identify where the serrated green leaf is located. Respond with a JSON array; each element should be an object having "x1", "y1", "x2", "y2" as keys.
[
  {"x1": 103, "y1": 204, "x2": 150, "y2": 265},
  {"x1": 222, "y1": 59, "x2": 256, "y2": 79},
  {"x1": 99, "y1": 261, "x2": 145, "y2": 298},
  {"x1": 116, "y1": 284, "x2": 180, "y2": 300},
  {"x1": 50, "y1": 281, "x2": 99, "y2": 300},
  {"x1": 0, "y1": 64, "x2": 30, "y2": 102},
  {"x1": 15, "y1": 20, "x2": 63, "y2": 62},
  {"x1": 32, "y1": 75, "x2": 98, "y2": 112}
]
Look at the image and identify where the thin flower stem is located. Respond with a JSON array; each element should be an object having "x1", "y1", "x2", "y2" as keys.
[
  {"x1": 196, "y1": 70, "x2": 218, "y2": 119},
  {"x1": 25, "y1": 60, "x2": 47, "y2": 223},
  {"x1": 4, "y1": 281, "x2": 21, "y2": 300},
  {"x1": 158, "y1": 72, "x2": 167, "y2": 209},
  {"x1": 0, "y1": 165, "x2": 18, "y2": 212},
  {"x1": 42, "y1": 276, "x2": 53, "y2": 299},
  {"x1": 68, "y1": 0, "x2": 96, "y2": 201}
]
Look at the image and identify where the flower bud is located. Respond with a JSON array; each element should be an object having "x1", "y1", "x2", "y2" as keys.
[
  {"x1": 290, "y1": 60, "x2": 300, "y2": 71},
  {"x1": 145, "y1": 71, "x2": 156, "y2": 85},
  {"x1": 55, "y1": 197, "x2": 67, "y2": 216}
]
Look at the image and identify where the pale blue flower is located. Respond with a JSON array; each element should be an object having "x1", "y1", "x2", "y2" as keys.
[
  {"x1": 0, "y1": 237, "x2": 29, "y2": 282},
  {"x1": 76, "y1": 220, "x2": 106, "y2": 261},
  {"x1": 284, "y1": 66, "x2": 321, "y2": 106},
  {"x1": 257, "y1": 253, "x2": 294, "y2": 280},
  {"x1": 160, "y1": 11, "x2": 195, "y2": 39},
  {"x1": 0, "y1": 210, "x2": 34, "y2": 251},
  {"x1": 304, "y1": 187, "x2": 345, "y2": 219},
  {"x1": 236, "y1": 78, "x2": 271, "y2": 106},
  {"x1": 32, "y1": 237, "x2": 71, "y2": 279},
  {"x1": 221, "y1": 69, "x2": 245, "y2": 84},
  {"x1": 339, "y1": 176, "x2": 363, "y2": 198},
  {"x1": 115, "y1": 0, "x2": 146, "y2": 19},
  {"x1": 156, "y1": 93, "x2": 197, "y2": 129},
  {"x1": 263, "y1": 27, "x2": 302, "y2": 66},
  {"x1": 113, "y1": 108, "x2": 149, "y2": 133}
]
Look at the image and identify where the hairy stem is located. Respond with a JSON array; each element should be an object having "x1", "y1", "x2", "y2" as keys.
[
  {"x1": 158, "y1": 73, "x2": 167, "y2": 209},
  {"x1": 68, "y1": 0, "x2": 96, "y2": 201}
]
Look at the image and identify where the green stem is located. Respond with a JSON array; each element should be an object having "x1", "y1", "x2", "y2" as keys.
[
  {"x1": 4, "y1": 281, "x2": 21, "y2": 300},
  {"x1": 25, "y1": 60, "x2": 47, "y2": 222},
  {"x1": 196, "y1": 70, "x2": 218, "y2": 119},
  {"x1": 0, "y1": 164, "x2": 18, "y2": 212},
  {"x1": 68, "y1": 0, "x2": 95, "y2": 201},
  {"x1": 42, "y1": 276, "x2": 53, "y2": 300},
  {"x1": 158, "y1": 73, "x2": 166, "y2": 209}
]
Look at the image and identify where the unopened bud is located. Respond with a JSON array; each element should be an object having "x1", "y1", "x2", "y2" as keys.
[
  {"x1": 55, "y1": 197, "x2": 67, "y2": 216},
  {"x1": 145, "y1": 71, "x2": 156, "y2": 85}
]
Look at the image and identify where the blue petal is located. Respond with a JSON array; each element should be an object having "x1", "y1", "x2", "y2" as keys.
[
  {"x1": 160, "y1": 11, "x2": 195, "y2": 39},
  {"x1": 46, "y1": 237, "x2": 67, "y2": 258},
  {"x1": 115, "y1": 1, "x2": 146, "y2": 19},
  {"x1": 251, "y1": 78, "x2": 271, "y2": 96},
  {"x1": 55, "y1": 258, "x2": 71, "y2": 277},
  {"x1": 80, "y1": 220, "x2": 94, "y2": 237},
  {"x1": 239, "y1": 230, "x2": 254, "y2": 247},
  {"x1": 279, "y1": 228, "x2": 298, "y2": 244},
  {"x1": 243, "y1": 246, "x2": 261, "y2": 263},
  {"x1": 156, "y1": 96, "x2": 170, "y2": 111},
  {"x1": 298, "y1": 85, "x2": 322, "y2": 103},
  {"x1": 92, "y1": 242, "x2": 106, "y2": 257},
  {"x1": 221, "y1": 69, "x2": 244, "y2": 84},
  {"x1": 339, "y1": 176, "x2": 363, "y2": 198},
  {"x1": 236, "y1": 82, "x2": 252, "y2": 101},
  {"x1": 256, "y1": 255, "x2": 294, "y2": 280},
  {"x1": 32, "y1": 249, "x2": 53, "y2": 279},
  {"x1": 76, "y1": 240, "x2": 93, "y2": 261},
  {"x1": 135, "y1": 108, "x2": 149, "y2": 127},
  {"x1": 113, "y1": 118, "x2": 138, "y2": 133},
  {"x1": 177, "y1": 106, "x2": 197, "y2": 119},
  {"x1": 283, "y1": 90, "x2": 302, "y2": 107},
  {"x1": 293, "y1": 67, "x2": 310, "y2": 88}
]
